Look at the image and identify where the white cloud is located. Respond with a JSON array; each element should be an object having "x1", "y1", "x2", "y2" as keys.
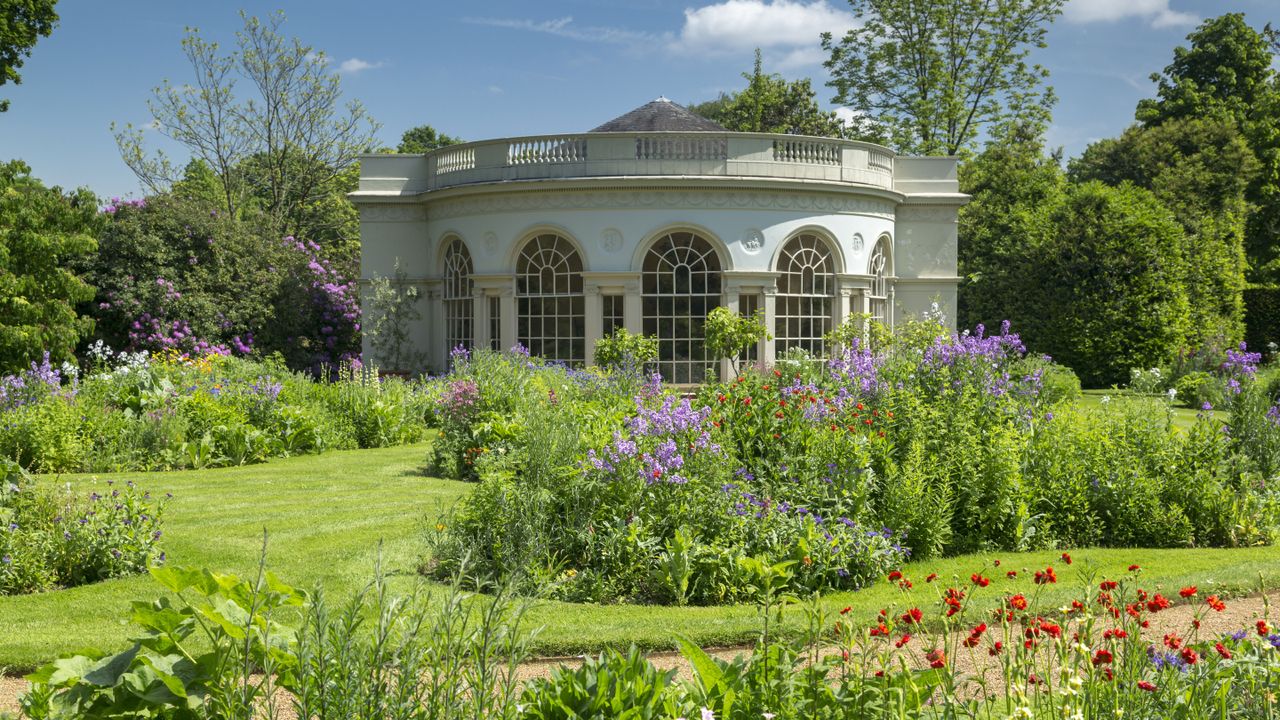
[
  {"x1": 1063, "y1": 0, "x2": 1197, "y2": 28},
  {"x1": 337, "y1": 58, "x2": 385, "y2": 75},
  {"x1": 487, "y1": 85, "x2": 504, "y2": 94},
  {"x1": 463, "y1": 15, "x2": 659, "y2": 45},
  {"x1": 672, "y1": 0, "x2": 857, "y2": 56}
]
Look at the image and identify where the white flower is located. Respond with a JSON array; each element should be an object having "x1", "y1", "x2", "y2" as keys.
[
  {"x1": 1010, "y1": 707, "x2": 1033, "y2": 719},
  {"x1": 702, "y1": 709, "x2": 716, "y2": 720},
  {"x1": 1101, "y1": 395, "x2": 1111, "y2": 404},
  {"x1": 1166, "y1": 388, "x2": 1177, "y2": 400}
]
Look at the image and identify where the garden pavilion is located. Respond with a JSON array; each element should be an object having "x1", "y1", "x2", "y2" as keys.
[{"x1": 353, "y1": 98, "x2": 967, "y2": 381}]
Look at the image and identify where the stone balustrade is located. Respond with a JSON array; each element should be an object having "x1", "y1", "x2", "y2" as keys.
[{"x1": 357, "y1": 132, "x2": 904, "y2": 196}]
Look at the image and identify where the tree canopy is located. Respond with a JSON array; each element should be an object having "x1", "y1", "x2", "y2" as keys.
[
  {"x1": 1133, "y1": 13, "x2": 1280, "y2": 284},
  {"x1": 822, "y1": 0, "x2": 1064, "y2": 156},
  {"x1": 0, "y1": 0, "x2": 58, "y2": 112},
  {"x1": 0, "y1": 160, "x2": 98, "y2": 372},
  {"x1": 690, "y1": 50, "x2": 880, "y2": 141},
  {"x1": 113, "y1": 10, "x2": 380, "y2": 245},
  {"x1": 397, "y1": 125, "x2": 463, "y2": 153}
]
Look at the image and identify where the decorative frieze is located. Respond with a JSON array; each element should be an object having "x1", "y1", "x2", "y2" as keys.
[{"x1": 428, "y1": 189, "x2": 897, "y2": 220}]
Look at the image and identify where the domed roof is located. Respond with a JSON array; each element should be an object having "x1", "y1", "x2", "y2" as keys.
[{"x1": 589, "y1": 97, "x2": 726, "y2": 133}]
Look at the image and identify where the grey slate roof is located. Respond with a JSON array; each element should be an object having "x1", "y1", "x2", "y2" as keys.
[{"x1": 590, "y1": 97, "x2": 726, "y2": 133}]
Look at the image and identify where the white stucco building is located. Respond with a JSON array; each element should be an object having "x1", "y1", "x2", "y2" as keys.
[{"x1": 352, "y1": 99, "x2": 967, "y2": 381}]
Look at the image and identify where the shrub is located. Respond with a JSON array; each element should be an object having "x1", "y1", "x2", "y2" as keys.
[
  {"x1": 593, "y1": 328, "x2": 658, "y2": 372},
  {"x1": 0, "y1": 478, "x2": 168, "y2": 595},
  {"x1": 1244, "y1": 285, "x2": 1280, "y2": 356}
]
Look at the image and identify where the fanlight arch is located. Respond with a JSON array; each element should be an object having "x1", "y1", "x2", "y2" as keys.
[
  {"x1": 441, "y1": 237, "x2": 474, "y2": 356},
  {"x1": 516, "y1": 233, "x2": 586, "y2": 365},
  {"x1": 642, "y1": 231, "x2": 723, "y2": 383},
  {"x1": 774, "y1": 233, "x2": 837, "y2": 356},
  {"x1": 868, "y1": 234, "x2": 892, "y2": 326}
]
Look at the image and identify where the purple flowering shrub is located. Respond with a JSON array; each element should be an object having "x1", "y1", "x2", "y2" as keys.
[
  {"x1": 0, "y1": 476, "x2": 168, "y2": 595},
  {"x1": 87, "y1": 196, "x2": 360, "y2": 373}
]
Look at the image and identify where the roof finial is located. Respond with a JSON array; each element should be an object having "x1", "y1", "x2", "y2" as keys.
[{"x1": 655, "y1": 95, "x2": 670, "y2": 102}]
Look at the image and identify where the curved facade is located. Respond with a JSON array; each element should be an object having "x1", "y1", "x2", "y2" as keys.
[{"x1": 353, "y1": 100, "x2": 968, "y2": 377}]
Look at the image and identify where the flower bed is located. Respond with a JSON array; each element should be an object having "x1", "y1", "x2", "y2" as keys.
[
  {"x1": 429, "y1": 320, "x2": 1280, "y2": 605},
  {"x1": 0, "y1": 347, "x2": 430, "y2": 473}
]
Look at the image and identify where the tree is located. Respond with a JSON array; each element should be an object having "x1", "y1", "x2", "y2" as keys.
[
  {"x1": 0, "y1": 160, "x2": 98, "y2": 372},
  {"x1": 1070, "y1": 117, "x2": 1257, "y2": 346},
  {"x1": 1134, "y1": 14, "x2": 1280, "y2": 284},
  {"x1": 1028, "y1": 182, "x2": 1191, "y2": 387},
  {"x1": 397, "y1": 125, "x2": 463, "y2": 153},
  {"x1": 705, "y1": 307, "x2": 770, "y2": 377},
  {"x1": 0, "y1": 0, "x2": 58, "y2": 113},
  {"x1": 958, "y1": 123, "x2": 1066, "y2": 333},
  {"x1": 822, "y1": 0, "x2": 1064, "y2": 156},
  {"x1": 689, "y1": 50, "x2": 881, "y2": 141},
  {"x1": 114, "y1": 11, "x2": 380, "y2": 243}
]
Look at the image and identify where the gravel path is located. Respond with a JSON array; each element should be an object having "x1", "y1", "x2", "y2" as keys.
[{"x1": 4, "y1": 591, "x2": 1275, "y2": 716}]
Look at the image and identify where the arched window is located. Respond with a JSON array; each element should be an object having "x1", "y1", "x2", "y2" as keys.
[
  {"x1": 516, "y1": 234, "x2": 585, "y2": 365},
  {"x1": 775, "y1": 233, "x2": 837, "y2": 356},
  {"x1": 442, "y1": 237, "x2": 473, "y2": 356},
  {"x1": 642, "y1": 231, "x2": 723, "y2": 383},
  {"x1": 868, "y1": 235, "x2": 891, "y2": 326}
]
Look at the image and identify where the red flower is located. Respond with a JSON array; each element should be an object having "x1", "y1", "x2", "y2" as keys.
[
  {"x1": 1006, "y1": 570, "x2": 1018, "y2": 579},
  {"x1": 993, "y1": 559, "x2": 1002, "y2": 567},
  {"x1": 1061, "y1": 552, "x2": 1072, "y2": 565},
  {"x1": 743, "y1": 397, "x2": 752, "y2": 405},
  {"x1": 926, "y1": 648, "x2": 946, "y2": 669},
  {"x1": 1128, "y1": 564, "x2": 1141, "y2": 572},
  {"x1": 773, "y1": 369, "x2": 782, "y2": 377},
  {"x1": 970, "y1": 573, "x2": 990, "y2": 588},
  {"x1": 902, "y1": 608, "x2": 923, "y2": 625},
  {"x1": 1206, "y1": 595, "x2": 1226, "y2": 612},
  {"x1": 895, "y1": 633, "x2": 912, "y2": 648},
  {"x1": 1009, "y1": 594, "x2": 1028, "y2": 611},
  {"x1": 888, "y1": 570, "x2": 903, "y2": 582},
  {"x1": 1257, "y1": 620, "x2": 1271, "y2": 636},
  {"x1": 1103, "y1": 628, "x2": 1128, "y2": 640},
  {"x1": 1179, "y1": 586, "x2": 1198, "y2": 598},
  {"x1": 1102, "y1": 667, "x2": 1114, "y2": 681},
  {"x1": 1100, "y1": 580, "x2": 1118, "y2": 592},
  {"x1": 1147, "y1": 594, "x2": 1171, "y2": 613},
  {"x1": 840, "y1": 606, "x2": 851, "y2": 615},
  {"x1": 1180, "y1": 647, "x2": 1199, "y2": 665},
  {"x1": 925, "y1": 573, "x2": 938, "y2": 583},
  {"x1": 963, "y1": 634, "x2": 980, "y2": 648},
  {"x1": 1215, "y1": 642, "x2": 1232, "y2": 659},
  {"x1": 988, "y1": 641, "x2": 1003, "y2": 656},
  {"x1": 717, "y1": 394, "x2": 726, "y2": 403},
  {"x1": 870, "y1": 622, "x2": 888, "y2": 637},
  {"x1": 1138, "y1": 681, "x2": 1158, "y2": 692},
  {"x1": 1092, "y1": 648, "x2": 1113, "y2": 666},
  {"x1": 1163, "y1": 633, "x2": 1182, "y2": 650},
  {"x1": 899, "y1": 579, "x2": 914, "y2": 590}
]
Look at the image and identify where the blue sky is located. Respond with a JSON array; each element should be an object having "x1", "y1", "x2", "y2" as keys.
[{"x1": 0, "y1": 0, "x2": 1275, "y2": 198}]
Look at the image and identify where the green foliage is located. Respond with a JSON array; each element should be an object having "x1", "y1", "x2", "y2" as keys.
[
  {"x1": 1133, "y1": 13, "x2": 1280, "y2": 285},
  {"x1": 822, "y1": 0, "x2": 1065, "y2": 155},
  {"x1": 0, "y1": 0, "x2": 58, "y2": 112},
  {"x1": 1, "y1": 478, "x2": 167, "y2": 595},
  {"x1": 365, "y1": 259, "x2": 426, "y2": 373},
  {"x1": 396, "y1": 124, "x2": 463, "y2": 153},
  {"x1": 22, "y1": 552, "x2": 534, "y2": 720},
  {"x1": 593, "y1": 328, "x2": 658, "y2": 372},
  {"x1": 1070, "y1": 116, "x2": 1255, "y2": 346},
  {"x1": 958, "y1": 124, "x2": 1067, "y2": 335},
  {"x1": 85, "y1": 195, "x2": 286, "y2": 357},
  {"x1": 113, "y1": 10, "x2": 379, "y2": 248},
  {"x1": 0, "y1": 160, "x2": 99, "y2": 373},
  {"x1": 1027, "y1": 181, "x2": 1192, "y2": 387},
  {"x1": 1244, "y1": 286, "x2": 1280, "y2": 354},
  {"x1": 0, "y1": 351, "x2": 429, "y2": 474},
  {"x1": 705, "y1": 307, "x2": 770, "y2": 377},
  {"x1": 690, "y1": 50, "x2": 879, "y2": 141},
  {"x1": 519, "y1": 647, "x2": 678, "y2": 720}
]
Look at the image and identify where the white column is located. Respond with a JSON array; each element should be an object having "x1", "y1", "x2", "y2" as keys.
[
  {"x1": 425, "y1": 288, "x2": 443, "y2": 373},
  {"x1": 474, "y1": 288, "x2": 490, "y2": 351},
  {"x1": 500, "y1": 287, "x2": 516, "y2": 352},
  {"x1": 584, "y1": 284, "x2": 602, "y2": 366},
  {"x1": 761, "y1": 284, "x2": 778, "y2": 368},
  {"x1": 623, "y1": 280, "x2": 643, "y2": 335}
]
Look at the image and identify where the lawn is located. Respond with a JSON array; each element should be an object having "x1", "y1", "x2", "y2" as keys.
[
  {"x1": 1077, "y1": 388, "x2": 1212, "y2": 430},
  {"x1": 4, "y1": 444, "x2": 1280, "y2": 671}
]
